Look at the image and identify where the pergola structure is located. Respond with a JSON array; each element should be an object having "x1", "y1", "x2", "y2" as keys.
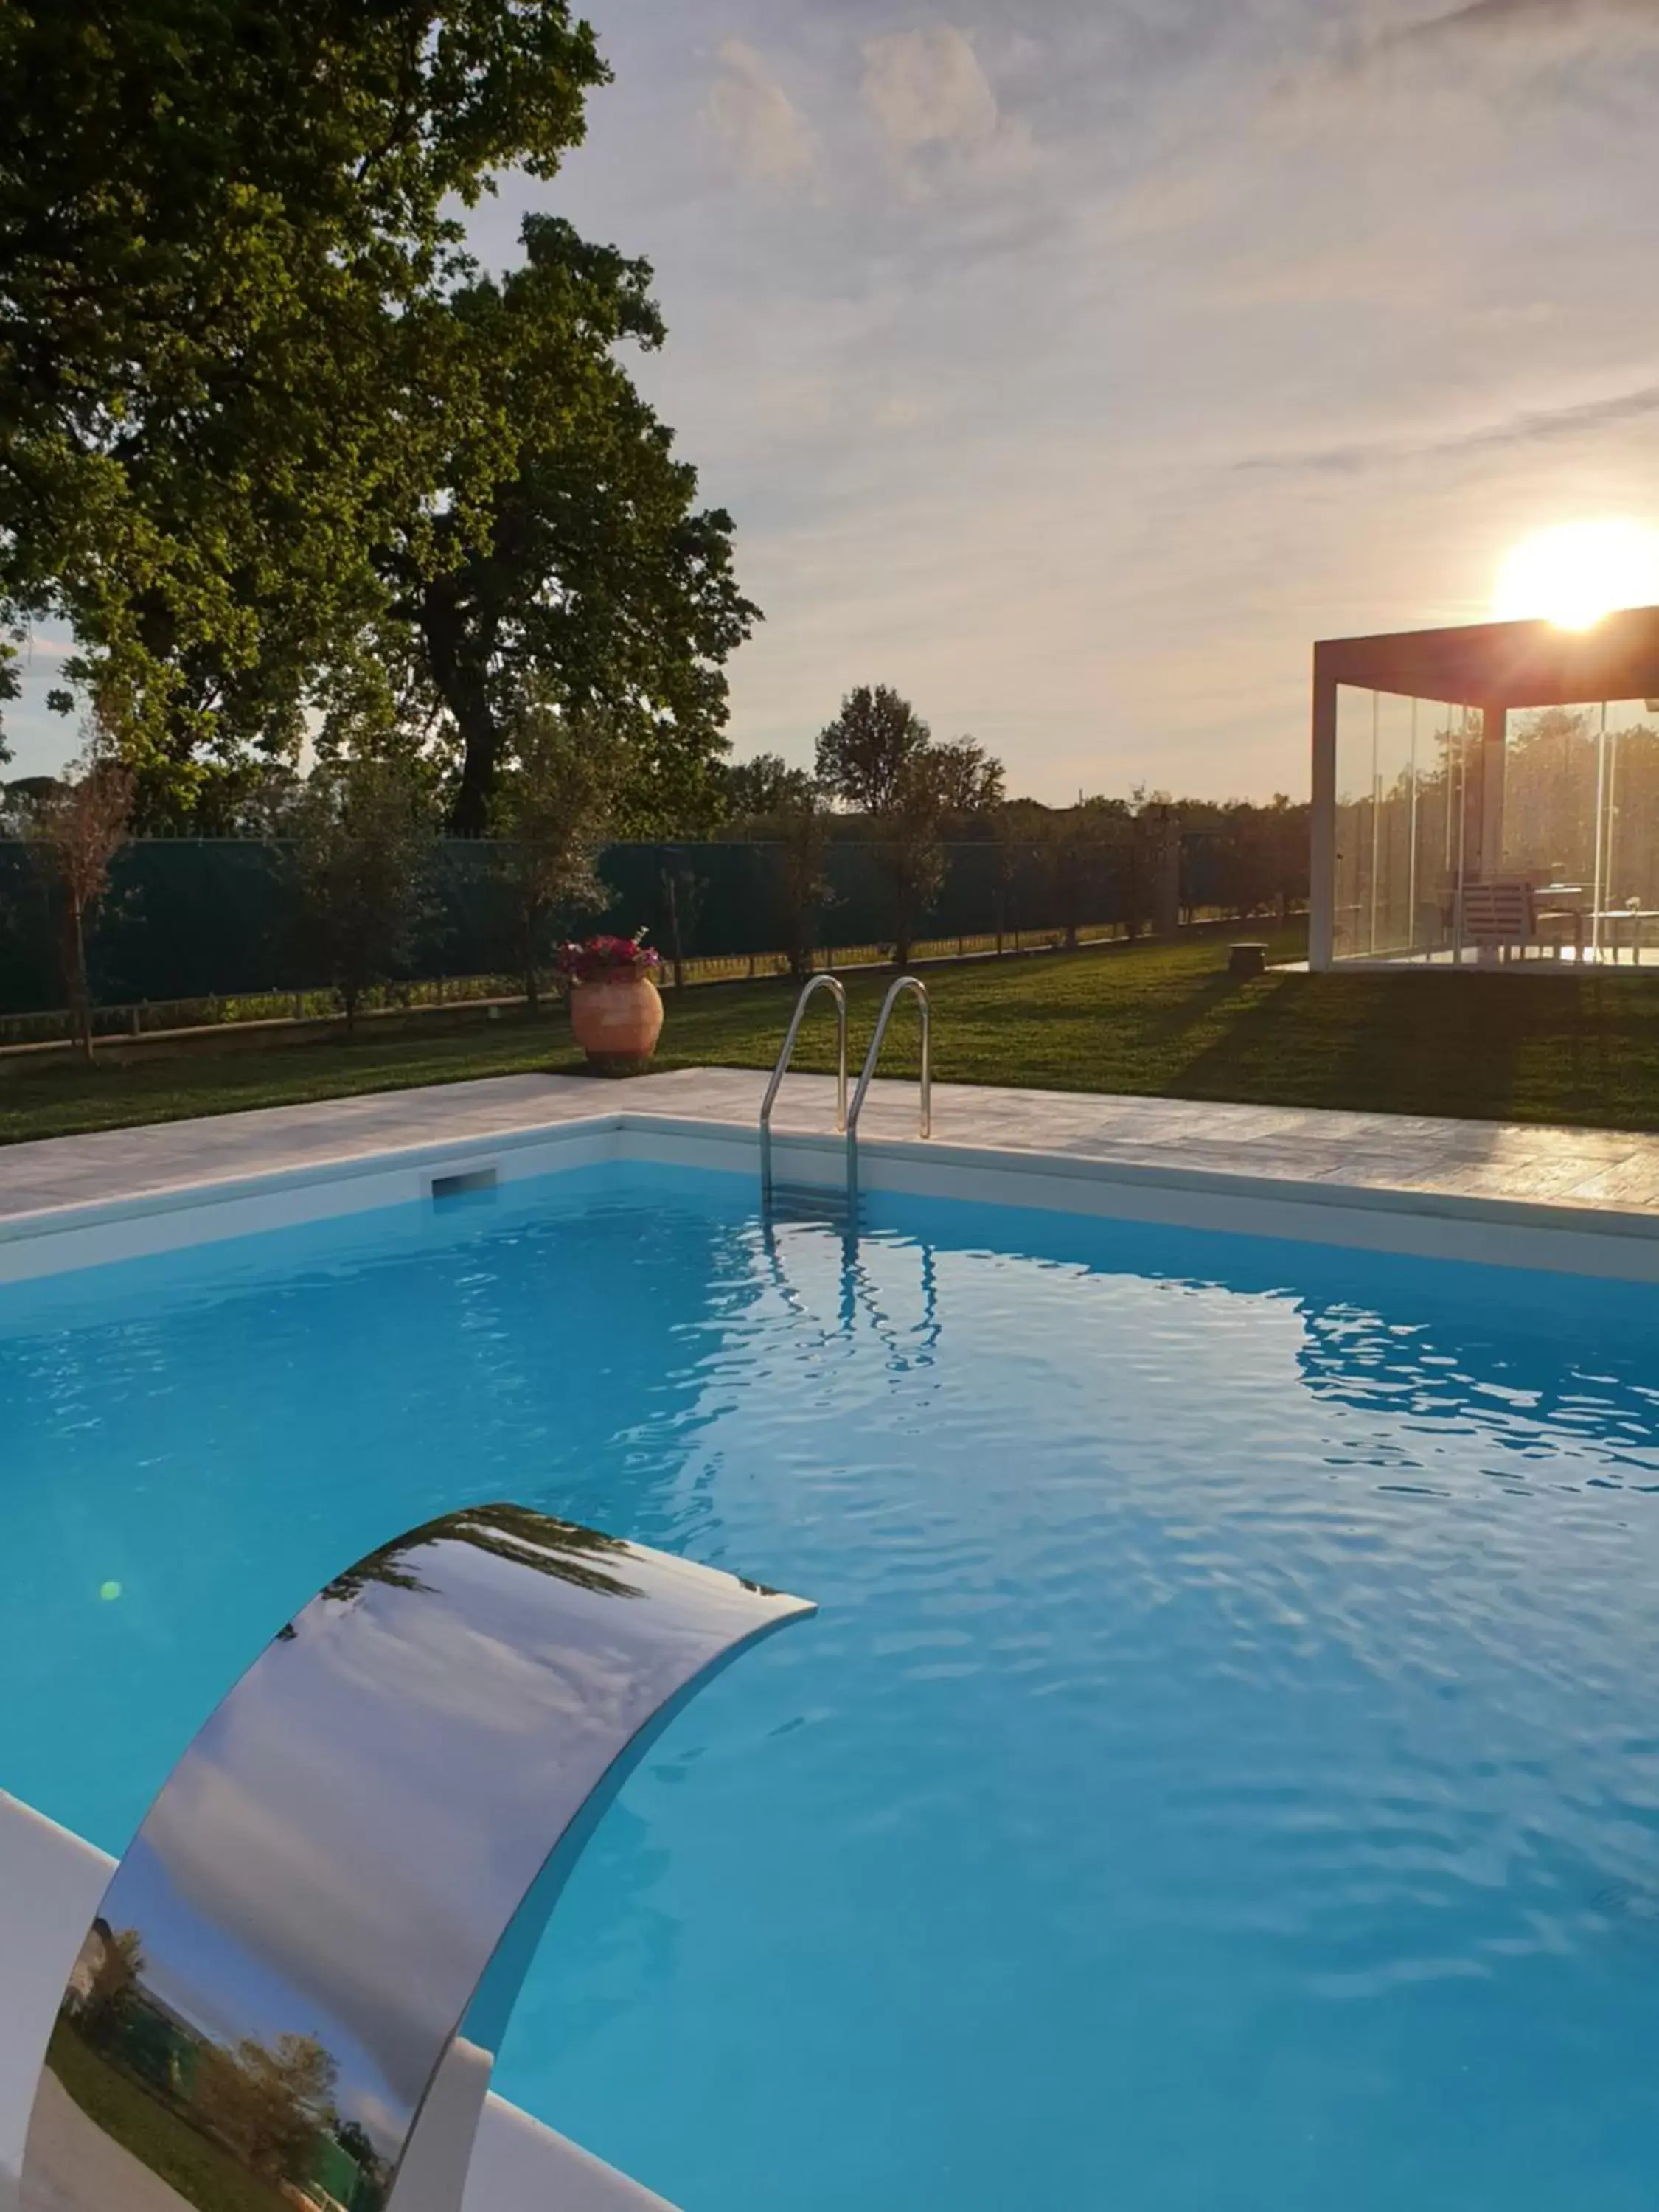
[{"x1": 1309, "y1": 605, "x2": 1659, "y2": 970}]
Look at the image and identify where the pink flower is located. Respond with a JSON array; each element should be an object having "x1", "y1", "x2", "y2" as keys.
[{"x1": 556, "y1": 931, "x2": 662, "y2": 984}]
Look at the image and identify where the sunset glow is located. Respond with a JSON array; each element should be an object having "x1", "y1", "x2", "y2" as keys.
[{"x1": 1494, "y1": 521, "x2": 1659, "y2": 631}]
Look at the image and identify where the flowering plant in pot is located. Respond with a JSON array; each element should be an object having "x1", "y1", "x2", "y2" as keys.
[{"x1": 556, "y1": 931, "x2": 664, "y2": 1070}]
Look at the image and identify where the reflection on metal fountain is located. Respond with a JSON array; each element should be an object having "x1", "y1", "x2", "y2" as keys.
[{"x1": 19, "y1": 1506, "x2": 813, "y2": 2212}]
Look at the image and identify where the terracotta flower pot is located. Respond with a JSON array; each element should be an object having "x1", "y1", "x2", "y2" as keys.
[{"x1": 568, "y1": 972, "x2": 664, "y2": 1071}]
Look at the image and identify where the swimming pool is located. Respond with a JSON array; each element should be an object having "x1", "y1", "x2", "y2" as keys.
[{"x1": 7, "y1": 1159, "x2": 1659, "y2": 2211}]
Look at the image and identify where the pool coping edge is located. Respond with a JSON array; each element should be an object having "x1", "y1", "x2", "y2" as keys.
[{"x1": 4, "y1": 1108, "x2": 1659, "y2": 1282}]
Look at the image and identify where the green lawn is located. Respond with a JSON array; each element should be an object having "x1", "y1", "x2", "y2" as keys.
[
  {"x1": 44, "y1": 2022, "x2": 291, "y2": 2212},
  {"x1": 4, "y1": 925, "x2": 1659, "y2": 1147}
]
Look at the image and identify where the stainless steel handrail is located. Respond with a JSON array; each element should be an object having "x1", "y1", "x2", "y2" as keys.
[
  {"x1": 760, "y1": 973, "x2": 848, "y2": 1200},
  {"x1": 846, "y1": 975, "x2": 931, "y2": 1205}
]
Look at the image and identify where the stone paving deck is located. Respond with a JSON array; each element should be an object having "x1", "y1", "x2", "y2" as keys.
[{"x1": 2, "y1": 1066, "x2": 1658, "y2": 1227}]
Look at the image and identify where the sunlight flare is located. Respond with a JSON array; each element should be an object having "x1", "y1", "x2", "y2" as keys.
[{"x1": 1494, "y1": 520, "x2": 1659, "y2": 630}]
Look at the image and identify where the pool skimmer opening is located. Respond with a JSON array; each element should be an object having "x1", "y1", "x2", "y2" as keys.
[{"x1": 428, "y1": 1164, "x2": 501, "y2": 1203}]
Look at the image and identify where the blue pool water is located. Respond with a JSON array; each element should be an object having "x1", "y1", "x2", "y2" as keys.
[{"x1": 7, "y1": 1165, "x2": 1659, "y2": 2209}]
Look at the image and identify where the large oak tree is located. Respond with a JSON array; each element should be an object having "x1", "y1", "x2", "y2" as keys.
[
  {"x1": 377, "y1": 216, "x2": 758, "y2": 835},
  {"x1": 0, "y1": 1, "x2": 754, "y2": 830}
]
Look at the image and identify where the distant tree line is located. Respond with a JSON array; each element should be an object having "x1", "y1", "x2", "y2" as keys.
[
  {"x1": 1, "y1": 675, "x2": 1308, "y2": 1056},
  {"x1": 698, "y1": 684, "x2": 1308, "y2": 974}
]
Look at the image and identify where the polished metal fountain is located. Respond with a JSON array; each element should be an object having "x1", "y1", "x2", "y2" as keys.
[{"x1": 20, "y1": 1505, "x2": 813, "y2": 2212}]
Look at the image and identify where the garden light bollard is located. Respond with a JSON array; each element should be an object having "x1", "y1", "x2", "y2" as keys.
[{"x1": 20, "y1": 1504, "x2": 813, "y2": 2212}]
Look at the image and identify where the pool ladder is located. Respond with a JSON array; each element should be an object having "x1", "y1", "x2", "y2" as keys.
[{"x1": 760, "y1": 973, "x2": 931, "y2": 1212}]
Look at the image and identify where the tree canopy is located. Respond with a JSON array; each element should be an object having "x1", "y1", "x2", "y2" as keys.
[
  {"x1": 0, "y1": 1, "x2": 754, "y2": 829},
  {"x1": 489, "y1": 691, "x2": 623, "y2": 1005},
  {"x1": 717, "y1": 750, "x2": 816, "y2": 826},
  {"x1": 815, "y1": 684, "x2": 931, "y2": 815},
  {"x1": 288, "y1": 751, "x2": 435, "y2": 1033},
  {"x1": 375, "y1": 215, "x2": 758, "y2": 835}
]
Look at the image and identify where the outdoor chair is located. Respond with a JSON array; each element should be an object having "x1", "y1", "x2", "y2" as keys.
[
  {"x1": 1459, "y1": 879, "x2": 1536, "y2": 964},
  {"x1": 1532, "y1": 886, "x2": 1587, "y2": 963}
]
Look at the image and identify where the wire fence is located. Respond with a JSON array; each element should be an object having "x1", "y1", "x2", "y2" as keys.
[{"x1": 0, "y1": 832, "x2": 1291, "y2": 1038}]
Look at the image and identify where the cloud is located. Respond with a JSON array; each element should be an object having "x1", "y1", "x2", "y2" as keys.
[
  {"x1": 703, "y1": 38, "x2": 818, "y2": 186},
  {"x1": 1338, "y1": 0, "x2": 1659, "y2": 84},
  {"x1": 1388, "y1": 0, "x2": 1655, "y2": 47},
  {"x1": 469, "y1": 0, "x2": 1659, "y2": 801},
  {"x1": 1240, "y1": 379, "x2": 1659, "y2": 477},
  {"x1": 860, "y1": 26, "x2": 1000, "y2": 153}
]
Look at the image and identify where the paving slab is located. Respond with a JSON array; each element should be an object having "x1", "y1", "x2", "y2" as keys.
[{"x1": 3, "y1": 1066, "x2": 1658, "y2": 1226}]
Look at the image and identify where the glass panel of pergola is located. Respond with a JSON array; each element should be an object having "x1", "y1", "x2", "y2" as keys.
[{"x1": 1332, "y1": 689, "x2": 1659, "y2": 964}]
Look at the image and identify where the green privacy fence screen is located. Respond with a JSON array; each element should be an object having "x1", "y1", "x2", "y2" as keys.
[{"x1": 0, "y1": 835, "x2": 1225, "y2": 1018}]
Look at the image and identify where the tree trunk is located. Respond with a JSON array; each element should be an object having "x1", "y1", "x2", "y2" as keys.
[
  {"x1": 449, "y1": 714, "x2": 500, "y2": 839},
  {"x1": 887, "y1": 844, "x2": 911, "y2": 969},
  {"x1": 63, "y1": 898, "x2": 94, "y2": 1065},
  {"x1": 523, "y1": 905, "x2": 541, "y2": 1015},
  {"x1": 661, "y1": 870, "x2": 686, "y2": 989},
  {"x1": 421, "y1": 582, "x2": 501, "y2": 838}
]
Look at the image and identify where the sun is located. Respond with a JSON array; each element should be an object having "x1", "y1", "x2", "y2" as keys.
[{"x1": 1494, "y1": 520, "x2": 1659, "y2": 630}]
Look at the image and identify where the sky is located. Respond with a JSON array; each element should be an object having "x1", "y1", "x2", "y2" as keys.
[{"x1": 10, "y1": 0, "x2": 1659, "y2": 801}]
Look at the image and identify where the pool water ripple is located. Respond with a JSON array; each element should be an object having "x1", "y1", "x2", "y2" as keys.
[{"x1": 5, "y1": 1166, "x2": 1659, "y2": 2210}]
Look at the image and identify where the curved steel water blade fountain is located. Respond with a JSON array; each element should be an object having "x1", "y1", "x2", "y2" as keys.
[{"x1": 19, "y1": 1505, "x2": 813, "y2": 2212}]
